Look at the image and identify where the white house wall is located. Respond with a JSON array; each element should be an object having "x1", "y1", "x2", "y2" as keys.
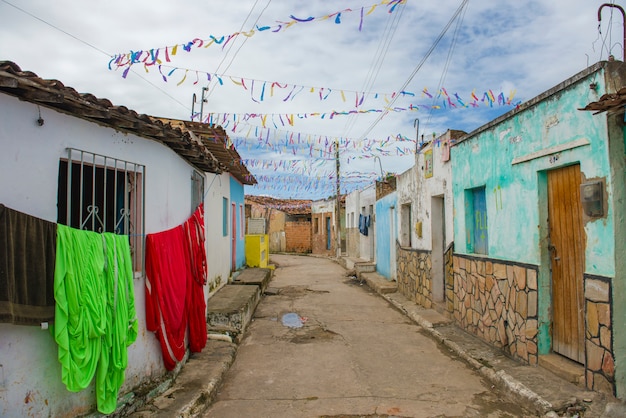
[
  {"x1": 0, "y1": 93, "x2": 202, "y2": 416},
  {"x1": 204, "y1": 171, "x2": 232, "y2": 294},
  {"x1": 397, "y1": 138, "x2": 454, "y2": 252},
  {"x1": 345, "y1": 185, "x2": 376, "y2": 261},
  {"x1": 358, "y1": 186, "x2": 376, "y2": 261}
]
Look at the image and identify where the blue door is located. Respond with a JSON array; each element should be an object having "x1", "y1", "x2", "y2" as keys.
[
  {"x1": 326, "y1": 217, "x2": 331, "y2": 250},
  {"x1": 473, "y1": 187, "x2": 488, "y2": 254}
]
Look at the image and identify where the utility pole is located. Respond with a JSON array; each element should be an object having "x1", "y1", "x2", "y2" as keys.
[
  {"x1": 335, "y1": 138, "x2": 342, "y2": 259},
  {"x1": 199, "y1": 86, "x2": 208, "y2": 123}
]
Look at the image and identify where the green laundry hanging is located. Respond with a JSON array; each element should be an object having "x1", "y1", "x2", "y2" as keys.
[
  {"x1": 96, "y1": 232, "x2": 138, "y2": 414},
  {"x1": 53, "y1": 225, "x2": 138, "y2": 414}
]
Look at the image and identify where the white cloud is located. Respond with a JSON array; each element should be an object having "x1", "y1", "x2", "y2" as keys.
[{"x1": 1, "y1": 0, "x2": 622, "y2": 199}]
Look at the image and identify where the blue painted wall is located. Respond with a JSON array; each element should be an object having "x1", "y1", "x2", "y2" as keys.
[
  {"x1": 375, "y1": 192, "x2": 397, "y2": 280},
  {"x1": 230, "y1": 176, "x2": 246, "y2": 269}
]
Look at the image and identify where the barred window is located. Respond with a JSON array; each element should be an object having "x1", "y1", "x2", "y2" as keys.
[
  {"x1": 191, "y1": 170, "x2": 205, "y2": 211},
  {"x1": 57, "y1": 148, "x2": 145, "y2": 272}
]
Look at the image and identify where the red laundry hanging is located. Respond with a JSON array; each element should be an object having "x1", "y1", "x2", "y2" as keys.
[
  {"x1": 145, "y1": 204, "x2": 208, "y2": 370},
  {"x1": 183, "y1": 204, "x2": 208, "y2": 353},
  {"x1": 145, "y1": 225, "x2": 190, "y2": 371}
]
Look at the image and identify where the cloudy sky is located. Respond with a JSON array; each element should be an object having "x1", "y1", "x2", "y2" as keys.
[{"x1": 1, "y1": 0, "x2": 624, "y2": 199}]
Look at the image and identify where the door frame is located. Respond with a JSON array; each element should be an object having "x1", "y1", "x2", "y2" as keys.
[{"x1": 431, "y1": 196, "x2": 445, "y2": 303}]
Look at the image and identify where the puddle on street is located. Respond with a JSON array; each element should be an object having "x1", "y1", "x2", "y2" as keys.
[{"x1": 281, "y1": 312, "x2": 304, "y2": 328}]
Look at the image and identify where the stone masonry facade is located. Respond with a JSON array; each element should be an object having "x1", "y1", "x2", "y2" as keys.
[
  {"x1": 453, "y1": 255, "x2": 539, "y2": 365},
  {"x1": 396, "y1": 243, "x2": 455, "y2": 315},
  {"x1": 584, "y1": 274, "x2": 615, "y2": 395},
  {"x1": 444, "y1": 244, "x2": 454, "y2": 314},
  {"x1": 396, "y1": 245, "x2": 433, "y2": 308}
]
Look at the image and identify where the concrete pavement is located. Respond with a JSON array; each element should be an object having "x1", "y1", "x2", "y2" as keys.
[
  {"x1": 126, "y1": 254, "x2": 626, "y2": 417},
  {"x1": 204, "y1": 253, "x2": 537, "y2": 417}
]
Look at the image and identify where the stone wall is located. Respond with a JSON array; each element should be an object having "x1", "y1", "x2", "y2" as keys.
[
  {"x1": 444, "y1": 243, "x2": 454, "y2": 315},
  {"x1": 453, "y1": 254, "x2": 539, "y2": 365},
  {"x1": 396, "y1": 244, "x2": 432, "y2": 308},
  {"x1": 584, "y1": 274, "x2": 615, "y2": 395}
]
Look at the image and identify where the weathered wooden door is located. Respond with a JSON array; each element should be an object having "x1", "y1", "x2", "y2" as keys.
[{"x1": 548, "y1": 164, "x2": 585, "y2": 363}]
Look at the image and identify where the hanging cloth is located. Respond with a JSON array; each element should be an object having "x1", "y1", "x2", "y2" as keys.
[
  {"x1": 96, "y1": 233, "x2": 138, "y2": 414},
  {"x1": 145, "y1": 225, "x2": 190, "y2": 371},
  {"x1": 0, "y1": 204, "x2": 57, "y2": 325},
  {"x1": 53, "y1": 225, "x2": 138, "y2": 414},
  {"x1": 183, "y1": 203, "x2": 208, "y2": 353},
  {"x1": 53, "y1": 225, "x2": 107, "y2": 393}
]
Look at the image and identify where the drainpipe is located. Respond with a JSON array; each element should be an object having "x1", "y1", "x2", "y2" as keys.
[{"x1": 598, "y1": 3, "x2": 626, "y2": 61}]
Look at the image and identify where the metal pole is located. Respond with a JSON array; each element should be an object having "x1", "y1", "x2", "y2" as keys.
[
  {"x1": 191, "y1": 93, "x2": 197, "y2": 121},
  {"x1": 335, "y1": 138, "x2": 341, "y2": 259},
  {"x1": 598, "y1": 3, "x2": 626, "y2": 61}
]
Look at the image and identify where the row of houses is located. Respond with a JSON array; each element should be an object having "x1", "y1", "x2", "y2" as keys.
[
  {"x1": 344, "y1": 60, "x2": 626, "y2": 401},
  {"x1": 0, "y1": 61, "x2": 256, "y2": 416}
]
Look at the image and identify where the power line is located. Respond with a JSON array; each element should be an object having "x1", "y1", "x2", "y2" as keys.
[
  {"x1": 422, "y1": 0, "x2": 468, "y2": 137},
  {"x1": 356, "y1": 0, "x2": 470, "y2": 141},
  {"x1": 1, "y1": 0, "x2": 189, "y2": 112},
  {"x1": 204, "y1": 0, "x2": 273, "y2": 103}
]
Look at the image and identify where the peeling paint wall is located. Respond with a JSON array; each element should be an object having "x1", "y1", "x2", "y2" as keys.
[
  {"x1": 395, "y1": 131, "x2": 461, "y2": 307},
  {"x1": 451, "y1": 62, "x2": 625, "y2": 398}
]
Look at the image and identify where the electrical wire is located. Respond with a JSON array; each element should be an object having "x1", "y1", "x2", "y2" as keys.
[
  {"x1": 356, "y1": 0, "x2": 469, "y2": 142},
  {"x1": 204, "y1": 0, "x2": 272, "y2": 103},
  {"x1": 422, "y1": 0, "x2": 468, "y2": 139},
  {"x1": 0, "y1": 0, "x2": 190, "y2": 112},
  {"x1": 342, "y1": 1, "x2": 406, "y2": 138}
]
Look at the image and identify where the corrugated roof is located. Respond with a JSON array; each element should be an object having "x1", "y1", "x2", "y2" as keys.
[
  {"x1": 0, "y1": 61, "x2": 255, "y2": 184},
  {"x1": 578, "y1": 87, "x2": 626, "y2": 115}
]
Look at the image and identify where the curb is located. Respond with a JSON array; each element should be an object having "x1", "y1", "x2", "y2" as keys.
[
  {"x1": 380, "y1": 292, "x2": 555, "y2": 416},
  {"x1": 127, "y1": 340, "x2": 238, "y2": 418}
]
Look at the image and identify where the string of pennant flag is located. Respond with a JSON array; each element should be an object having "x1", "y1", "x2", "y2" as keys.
[
  {"x1": 200, "y1": 87, "x2": 517, "y2": 123},
  {"x1": 108, "y1": 0, "x2": 407, "y2": 76}
]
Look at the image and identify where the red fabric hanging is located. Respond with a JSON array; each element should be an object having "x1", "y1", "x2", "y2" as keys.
[
  {"x1": 145, "y1": 225, "x2": 190, "y2": 371},
  {"x1": 145, "y1": 204, "x2": 208, "y2": 370},
  {"x1": 183, "y1": 204, "x2": 208, "y2": 353}
]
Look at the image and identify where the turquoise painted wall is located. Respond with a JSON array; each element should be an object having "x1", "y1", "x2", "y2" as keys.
[
  {"x1": 375, "y1": 192, "x2": 397, "y2": 280},
  {"x1": 230, "y1": 177, "x2": 246, "y2": 269},
  {"x1": 452, "y1": 68, "x2": 615, "y2": 277}
]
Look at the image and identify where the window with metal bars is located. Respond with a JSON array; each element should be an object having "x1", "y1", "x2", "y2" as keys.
[{"x1": 56, "y1": 148, "x2": 145, "y2": 272}]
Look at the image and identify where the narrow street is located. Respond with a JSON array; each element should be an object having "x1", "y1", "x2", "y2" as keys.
[{"x1": 203, "y1": 254, "x2": 536, "y2": 418}]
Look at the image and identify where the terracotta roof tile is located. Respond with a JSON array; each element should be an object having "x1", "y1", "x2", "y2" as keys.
[{"x1": 0, "y1": 60, "x2": 255, "y2": 184}]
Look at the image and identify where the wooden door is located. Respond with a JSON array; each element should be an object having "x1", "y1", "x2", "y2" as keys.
[{"x1": 548, "y1": 164, "x2": 585, "y2": 363}]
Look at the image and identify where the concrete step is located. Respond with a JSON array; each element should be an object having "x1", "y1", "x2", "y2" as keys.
[
  {"x1": 206, "y1": 284, "x2": 261, "y2": 342},
  {"x1": 361, "y1": 271, "x2": 397, "y2": 294},
  {"x1": 354, "y1": 261, "x2": 376, "y2": 275},
  {"x1": 231, "y1": 267, "x2": 273, "y2": 293},
  {"x1": 539, "y1": 353, "x2": 585, "y2": 386}
]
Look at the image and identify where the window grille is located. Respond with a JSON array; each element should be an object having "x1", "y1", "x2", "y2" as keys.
[
  {"x1": 191, "y1": 170, "x2": 205, "y2": 211},
  {"x1": 57, "y1": 148, "x2": 146, "y2": 272}
]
